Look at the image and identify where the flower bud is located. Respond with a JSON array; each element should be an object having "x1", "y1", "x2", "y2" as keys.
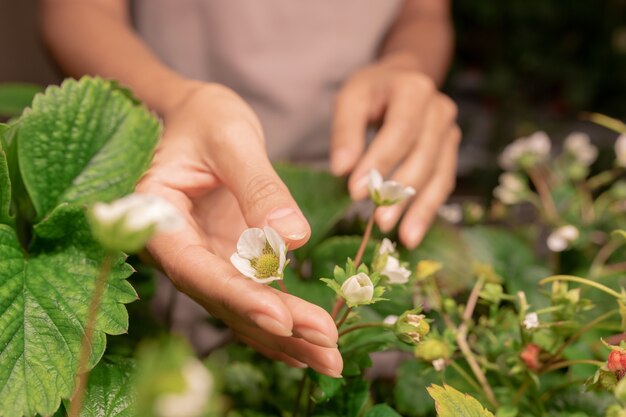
[
  {"x1": 340, "y1": 272, "x2": 374, "y2": 307},
  {"x1": 394, "y1": 310, "x2": 430, "y2": 345},
  {"x1": 520, "y1": 343, "x2": 542, "y2": 371},
  {"x1": 608, "y1": 350, "x2": 626, "y2": 380},
  {"x1": 414, "y1": 339, "x2": 452, "y2": 362}
]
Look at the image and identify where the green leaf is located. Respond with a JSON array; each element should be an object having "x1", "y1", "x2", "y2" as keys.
[
  {"x1": 16, "y1": 77, "x2": 160, "y2": 221},
  {"x1": 0, "y1": 83, "x2": 43, "y2": 117},
  {"x1": 363, "y1": 404, "x2": 402, "y2": 417},
  {"x1": 0, "y1": 130, "x2": 13, "y2": 226},
  {"x1": 311, "y1": 236, "x2": 376, "y2": 280},
  {"x1": 309, "y1": 369, "x2": 344, "y2": 403},
  {"x1": 0, "y1": 224, "x2": 136, "y2": 417},
  {"x1": 78, "y1": 357, "x2": 135, "y2": 416},
  {"x1": 393, "y1": 360, "x2": 438, "y2": 416},
  {"x1": 275, "y1": 164, "x2": 352, "y2": 255},
  {"x1": 427, "y1": 384, "x2": 495, "y2": 417}
]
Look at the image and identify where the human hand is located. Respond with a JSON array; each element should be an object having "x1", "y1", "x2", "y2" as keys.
[
  {"x1": 330, "y1": 56, "x2": 461, "y2": 248},
  {"x1": 137, "y1": 82, "x2": 343, "y2": 377}
]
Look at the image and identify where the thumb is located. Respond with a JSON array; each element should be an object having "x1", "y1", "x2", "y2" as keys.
[{"x1": 215, "y1": 143, "x2": 311, "y2": 247}]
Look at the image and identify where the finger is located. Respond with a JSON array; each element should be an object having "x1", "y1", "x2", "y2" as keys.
[
  {"x1": 277, "y1": 291, "x2": 338, "y2": 348},
  {"x1": 330, "y1": 81, "x2": 371, "y2": 176},
  {"x1": 348, "y1": 75, "x2": 437, "y2": 200},
  {"x1": 229, "y1": 323, "x2": 343, "y2": 377},
  {"x1": 398, "y1": 126, "x2": 461, "y2": 248},
  {"x1": 210, "y1": 126, "x2": 311, "y2": 248},
  {"x1": 236, "y1": 333, "x2": 309, "y2": 369},
  {"x1": 148, "y1": 232, "x2": 296, "y2": 338},
  {"x1": 375, "y1": 96, "x2": 458, "y2": 231}
]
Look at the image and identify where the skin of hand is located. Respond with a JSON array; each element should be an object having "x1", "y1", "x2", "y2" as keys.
[
  {"x1": 136, "y1": 82, "x2": 343, "y2": 377},
  {"x1": 330, "y1": 57, "x2": 460, "y2": 249}
]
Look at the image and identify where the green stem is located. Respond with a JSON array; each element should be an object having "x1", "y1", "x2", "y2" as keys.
[
  {"x1": 338, "y1": 322, "x2": 391, "y2": 337},
  {"x1": 590, "y1": 239, "x2": 623, "y2": 280},
  {"x1": 293, "y1": 372, "x2": 307, "y2": 417},
  {"x1": 335, "y1": 307, "x2": 352, "y2": 329},
  {"x1": 539, "y1": 275, "x2": 624, "y2": 300},
  {"x1": 540, "y1": 359, "x2": 604, "y2": 374},
  {"x1": 68, "y1": 252, "x2": 114, "y2": 417},
  {"x1": 449, "y1": 361, "x2": 483, "y2": 394},
  {"x1": 527, "y1": 167, "x2": 559, "y2": 224}
]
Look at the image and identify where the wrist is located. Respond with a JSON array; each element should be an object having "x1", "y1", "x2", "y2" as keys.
[{"x1": 147, "y1": 74, "x2": 202, "y2": 119}]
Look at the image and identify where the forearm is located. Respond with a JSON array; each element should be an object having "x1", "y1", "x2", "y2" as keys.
[
  {"x1": 380, "y1": 0, "x2": 454, "y2": 86},
  {"x1": 39, "y1": 0, "x2": 196, "y2": 116}
]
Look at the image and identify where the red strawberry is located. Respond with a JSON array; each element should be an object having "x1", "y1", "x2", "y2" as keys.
[
  {"x1": 521, "y1": 343, "x2": 542, "y2": 371},
  {"x1": 608, "y1": 350, "x2": 626, "y2": 380}
]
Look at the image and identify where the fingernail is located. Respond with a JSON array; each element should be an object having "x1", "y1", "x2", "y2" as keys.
[
  {"x1": 350, "y1": 175, "x2": 370, "y2": 200},
  {"x1": 249, "y1": 312, "x2": 292, "y2": 337},
  {"x1": 405, "y1": 223, "x2": 426, "y2": 249},
  {"x1": 267, "y1": 208, "x2": 309, "y2": 240},
  {"x1": 293, "y1": 327, "x2": 337, "y2": 348},
  {"x1": 331, "y1": 148, "x2": 352, "y2": 176},
  {"x1": 320, "y1": 367, "x2": 343, "y2": 379}
]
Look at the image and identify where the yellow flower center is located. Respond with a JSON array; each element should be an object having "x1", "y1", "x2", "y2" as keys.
[{"x1": 251, "y1": 245, "x2": 280, "y2": 279}]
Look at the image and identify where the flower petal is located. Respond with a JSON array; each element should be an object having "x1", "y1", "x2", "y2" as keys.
[
  {"x1": 230, "y1": 253, "x2": 256, "y2": 279},
  {"x1": 236, "y1": 228, "x2": 266, "y2": 259},
  {"x1": 368, "y1": 169, "x2": 383, "y2": 192}
]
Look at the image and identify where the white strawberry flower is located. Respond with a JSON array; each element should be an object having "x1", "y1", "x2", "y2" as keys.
[
  {"x1": 493, "y1": 172, "x2": 527, "y2": 205},
  {"x1": 340, "y1": 272, "x2": 374, "y2": 306},
  {"x1": 523, "y1": 312, "x2": 540, "y2": 330},
  {"x1": 89, "y1": 193, "x2": 184, "y2": 253},
  {"x1": 432, "y1": 358, "x2": 446, "y2": 372},
  {"x1": 564, "y1": 132, "x2": 598, "y2": 166},
  {"x1": 231, "y1": 227, "x2": 287, "y2": 284},
  {"x1": 499, "y1": 131, "x2": 551, "y2": 171},
  {"x1": 546, "y1": 225, "x2": 580, "y2": 252},
  {"x1": 437, "y1": 203, "x2": 463, "y2": 224},
  {"x1": 381, "y1": 255, "x2": 411, "y2": 285},
  {"x1": 383, "y1": 315, "x2": 399, "y2": 325},
  {"x1": 368, "y1": 169, "x2": 416, "y2": 206},
  {"x1": 155, "y1": 358, "x2": 213, "y2": 417},
  {"x1": 615, "y1": 134, "x2": 626, "y2": 167},
  {"x1": 378, "y1": 238, "x2": 396, "y2": 256}
]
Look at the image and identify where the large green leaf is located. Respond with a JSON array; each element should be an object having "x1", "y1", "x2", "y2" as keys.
[
  {"x1": 393, "y1": 361, "x2": 438, "y2": 416},
  {"x1": 462, "y1": 226, "x2": 550, "y2": 308},
  {"x1": 78, "y1": 358, "x2": 135, "y2": 417},
  {"x1": 16, "y1": 77, "x2": 160, "y2": 220},
  {"x1": 275, "y1": 164, "x2": 352, "y2": 255},
  {"x1": 0, "y1": 224, "x2": 135, "y2": 417},
  {"x1": 0, "y1": 83, "x2": 43, "y2": 117},
  {"x1": 427, "y1": 384, "x2": 495, "y2": 417}
]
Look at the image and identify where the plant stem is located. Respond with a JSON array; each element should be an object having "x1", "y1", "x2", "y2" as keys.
[
  {"x1": 546, "y1": 310, "x2": 618, "y2": 366},
  {"x1": 278, "y1": 280, "x2": 289, "y2": 293},
  {"x1": 590, "y1": 239, "x2": 622, "y2": 279},
  {"x1": 539, "y1": 359, "x2": 604, "y2": 374},
  {"x1": 452, "y1": 278, "x2": 499, "y2": 409},
  {"x1": 338, "y1": 322, "x2": 391, "y2": 337},
  {"x1": 335, "y1": 307, "x2": 352, "y2": 329},
  {"x1": 539, "y1": 275, "x2": 624, "y2": 300},
  {"x1": 68, "y1": 252, "x2": 113, "y2": 417},
  {"x1": 331, "y1": 212, "x2": 375, "y2": 320},
  {"x1": 449, "y1": 361, "x2": 483, "y2": 394},
  {"x1": 527, "y1": 167, "x2": 559, "y2": 223},
  {"x1": 293, "y1": 372, "x2": 307, "y2": 417}
]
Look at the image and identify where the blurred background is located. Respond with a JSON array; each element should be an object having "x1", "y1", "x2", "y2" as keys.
[{"x1": 2, "y1": 0, "x2": 626, "y2": 196}]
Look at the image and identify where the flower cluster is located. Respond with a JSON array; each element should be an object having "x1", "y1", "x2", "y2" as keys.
[{"x1": 498, "y1": 131, "x2": 551, "y2": 171}]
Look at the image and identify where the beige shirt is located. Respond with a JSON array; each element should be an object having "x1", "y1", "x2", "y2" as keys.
[{"x1": 133, "y1": 0, "x2": 403, "y2": 162}]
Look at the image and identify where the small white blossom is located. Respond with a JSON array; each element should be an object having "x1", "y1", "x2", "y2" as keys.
[
  {"x1": 546, "y1": 225, "x2": 580, "y2": 252},
  {"x1": 432, "y1": 358, "x2": 446, "y2": 372},
  {"x1": 493, "y1": 173, "x2": 526, "y2": 205},
  {"x1": 89, "y1": 193, "x2": 184, "y2": 253},
  {"x1": 341, "y1": 272, "x2": 374, "y2": 305},
  {"x1": 383, "y1": 315, "x2": 399, "y2": 325},
  {"x1": 381, "y1": 255, "x2": 411, "y2": 284},
  {"x1": 615, "y1": 134, "x2": 626, "y2": 167},
  {"x1": 564, "y1": 132, "x2": 598, "y2": 166},
  {"x1": 230, "y1": 227, "x2": 287, "y2": 284},
  {"x1": 523, "y1": 312, "x2": 540, "y2": 330},
  {"x1": 155, "y1": 358, "x2": 213, "y2": 417},
  {"x1": 368, "y1": 169, "x2": 416, "y2": 206},
  {"x1": 499, "y1": 131, "x2": 551, "y2": 170},
  {"x1": 438, "y1": 203, "x2": 463, "y2": 224},
  {"x1": 378, "y1": 238, "x2": 396, "y2": 256}
]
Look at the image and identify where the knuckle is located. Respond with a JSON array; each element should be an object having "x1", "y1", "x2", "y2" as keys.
[
  {"x1": 407, "y1": 74, "x2": 436, "y2": 95},
  {"x1": 438, "y1": 95, "x2": 458, "y2": 121},
  {"x1": 244, "y1": 173, "x2": 283, "y2": 209}
]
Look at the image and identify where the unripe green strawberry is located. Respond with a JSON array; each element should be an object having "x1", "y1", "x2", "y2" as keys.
[{"x1": 414, "y1": 339, "x2": 452, "y2": 362}]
